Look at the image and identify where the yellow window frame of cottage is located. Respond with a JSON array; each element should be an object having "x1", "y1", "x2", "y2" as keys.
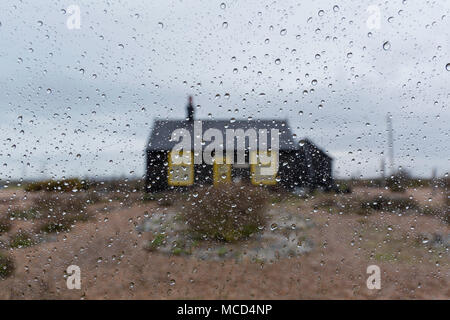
[
  {"x1": 213, "y1": 156, "x2": 231, "y2": 185},
  {"x1": 250, "y1": 151, "x2": 278, "y2": 185},
  {"x1": 168, "y1": 150, "x2": 194, "y2": 186}
]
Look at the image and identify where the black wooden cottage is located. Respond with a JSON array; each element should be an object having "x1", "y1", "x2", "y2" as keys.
[{"x1": 145, "y1": 97, "x2": 333, "y2": 193}]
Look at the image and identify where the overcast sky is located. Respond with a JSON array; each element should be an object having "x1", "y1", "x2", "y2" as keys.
[{"x1": 0, "y1": 0, "x2": 449, "y2": 181}]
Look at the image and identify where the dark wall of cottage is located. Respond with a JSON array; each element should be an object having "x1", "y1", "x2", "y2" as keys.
[
  {"x1": 278, "y1": 151, "x2": 307, "y2": 189},
  {"x1": 300, "y1": 144, "x2": 333, "y2": 191},
  {"x1": 194, "y1": 163, "x2": 213, "y2": 187},
  {"x1": 145, "y1": 150, "x2": 169, "y2": 193},
  {"x1": 145, "y1": 148, "x2": 333, "y2": 193}
]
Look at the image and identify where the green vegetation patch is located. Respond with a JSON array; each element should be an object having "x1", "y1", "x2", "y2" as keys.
[
  {"x1": 0, "y1": 218, "x2": 12, "y2": 234},
  {"x1": 0, "y1": 252, "x2": 15, "y2": 279},
  {"x1": 145, "y1": 233, "x2": 166, "y2": 251},
  {"x1": 10, "y1": 231, "x2": 35, "y2": 248},
  {"x1": 24, "y1": 178, "x2": 88, "y2": 192},
  {"x1": 8, "y1": 208, "x2": 40, "y2": 220}
]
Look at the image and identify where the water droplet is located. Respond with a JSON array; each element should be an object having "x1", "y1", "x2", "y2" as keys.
[{"x1": 383, "y1": 41, "x2": 391, "y2": 50}]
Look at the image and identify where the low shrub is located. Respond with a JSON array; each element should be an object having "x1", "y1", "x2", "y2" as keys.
[
  {"x1": 181, "y1": 183, "x2": 269, "y2": 242},
  {"x1": 89, "y1": 179, "x2": 143, "y2": 193},
  {"x1": 8, "y1": 208, "x2": 40, "y2": 220},
  {"x1": 38, "y1": 221, "x2": 73, "y2": 233},
  {"x1": 81, "y1": 191, "x2": 101, "y2": 205},
  {"x1": 0, "y1": 252, "x2": 14, "y2": 279},
  {"x1": 335, "y1": 182, "x2": 352, "y2": 194},
  {"x1": 24, "y1": 178, "x2": 88, "y2": 192},
  {"x1": 386, "y1": 171, "x2": 411, "y2": 193},
  {"x1": 144, "y1": 233, "x2": 165, "y2": 251},
  {"x1": 33, "y1": 193, "x2": 85, "y2": 215},
  {"x1": 360, "y1": 196, "x2": 418, "y2": 213},
  {"x1": 0, "y1": 218, "x2": 11, "y2": 234},
  {"x1": 30, "y1": 193, "x2": 93, "y2": 234},
  {"x1": 420, "y1": 206, "x2": 441, "y2": 216},
  {"x1": 143, "y1": 192, "x2": 177, "y2": 206},
  {"x1": 10, "y1": 231, "x2": 35, "y2": 248},
  {"x1": 316, "y1": 198, "x2": 337, "y2": 209}
]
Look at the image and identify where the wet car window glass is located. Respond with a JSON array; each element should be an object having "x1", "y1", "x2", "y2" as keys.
[{"x1": 0, "y1": 0, "x2": 448, "y2": 300}]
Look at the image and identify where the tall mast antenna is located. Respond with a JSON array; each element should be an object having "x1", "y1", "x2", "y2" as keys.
[{"x1": 386, "y1": 113, "x2": 394, "y2": 175}]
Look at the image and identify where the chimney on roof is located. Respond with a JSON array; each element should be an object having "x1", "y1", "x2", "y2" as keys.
[{"x1": 186, "y1": 95, "x2": 194, "y2": 122}]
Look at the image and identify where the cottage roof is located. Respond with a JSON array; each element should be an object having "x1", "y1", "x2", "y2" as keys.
[{"x1": 146, "y1": 119, "x2": 298, "y2": 151}]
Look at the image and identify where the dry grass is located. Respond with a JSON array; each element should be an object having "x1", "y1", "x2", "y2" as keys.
[
  {"x1": 5, "y1": 192, "x2": 97, "y2": 234},
  {"x1": 31, "y1": 193, "x2": 94, "y2": 234},
  {"x1": 0, "y1": 185, "x2": 448, "y2": 299}
]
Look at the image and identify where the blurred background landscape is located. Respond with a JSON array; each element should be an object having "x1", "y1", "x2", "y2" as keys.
[{"x1": 0, "y1": 0, "x2": 448, "y2": 299}]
